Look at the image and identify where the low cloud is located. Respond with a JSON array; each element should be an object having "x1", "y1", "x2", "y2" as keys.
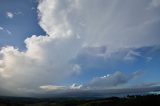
[
  {"x1": 86, "y1": 71, "x2": 143, "y2": 89},
  {"x1": 40, "y1": 85, "x2": 66, "y2": 91},
  {"x1": 70, "y1": 83, "x2": 83, "y2": 90},
  {"x1": 39, "y1": 83, "x2": 83, "y2": 92},
  {"x1": 38, "y1": 71, "x2": 144, "y2": 92}
]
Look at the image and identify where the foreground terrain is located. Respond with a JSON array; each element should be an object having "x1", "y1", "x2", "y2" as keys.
[{"x1": 0, "y1": 94, "x2": 160, "y2": 106}]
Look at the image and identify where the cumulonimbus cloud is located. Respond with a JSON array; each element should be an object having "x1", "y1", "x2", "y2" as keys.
[{"x1": 0, "y1": 0, "x2": 160, "y2": 95}]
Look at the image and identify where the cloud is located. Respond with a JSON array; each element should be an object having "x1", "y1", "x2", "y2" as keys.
[
  {"x1": 124, "y1": 50, "x2": 141, "y2": 61},
  {"x1": 40, "y1": 85, "x2": 66, "y2": 91},
  {"x1": 35, "y1": 70, "x2": 142, "y2": 92},
  {"x1": 0, "y1": 26, "x2": 4, "y2": 31},
  {"x1": 38, "y1": 0, "x2": 160, "y2": 50},
  {"x1": 146, "y1": 57, "x2": 153, "y2": 62},
  {"x1": 14, "y1": 11, "x2": 23, "y2": 15},
  {"x1": 39, "y1": 83, "x2": 82, "y2": 92},
  {"x1": 6, "y1": 11, "x2": 23, "y2": 19},
  {"x1": 6, "y1": 12, "x2": 14, "y2": 19},
  {"x1": 0, "y1": 26, "x2": 12, "y2": 35},
  {"x1": 70, "y1": 83, "x2": 83, "y2": 90},
  {"x1": 0, "y1": 0, "x2": 159, "y2": 96},
  {"x1": 6, "y1": 29, "x2": 12, "y2": 35},
  {"x1": 0, "y1": 36, "x2": 79, "y2": 93},
  {"x1": 72, "y1": 64, "x2": 81, "y2": 74},
  {"x1": 86, "y1": 71, "x2": 143, "y2": 89},
  {"x1": 135, "y1": 82, "x2": 160, "y2": 88},
  {"x1": 149, "y1": 0, "x2": 160, "y2": 8}
]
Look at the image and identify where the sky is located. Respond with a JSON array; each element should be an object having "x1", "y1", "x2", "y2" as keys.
[{"x1": 0, "y1": 0, "x2": 160, "y2": 97}]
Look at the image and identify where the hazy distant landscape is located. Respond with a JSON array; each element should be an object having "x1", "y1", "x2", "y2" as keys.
[{"x1": 0, "y1": 94, "x2": 160, "y2": 106}]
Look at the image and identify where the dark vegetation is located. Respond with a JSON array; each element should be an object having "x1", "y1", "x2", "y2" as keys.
[{"x1": 0, "y1": 94, "x2": 160, "y2": 106}]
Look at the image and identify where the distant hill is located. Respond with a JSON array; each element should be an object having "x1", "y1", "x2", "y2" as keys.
[{"x1": 0, "y1": 94, "x2": 160, "y2": 106}]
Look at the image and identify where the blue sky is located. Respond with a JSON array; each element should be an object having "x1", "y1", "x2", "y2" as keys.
[
  {"x1": 0, "y1": 0, "x2": 45, "y2": 50},
  {"x1": 0, "y1": 0, "x2": 160, "y2": 96}
]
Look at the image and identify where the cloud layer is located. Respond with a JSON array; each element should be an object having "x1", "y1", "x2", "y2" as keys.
[
  {"x1": 0, "y1": 0, "x2": 160, "y2": 95},
  {"x1": 87, "y1": 71, "x2": 143, "y2": 89}
]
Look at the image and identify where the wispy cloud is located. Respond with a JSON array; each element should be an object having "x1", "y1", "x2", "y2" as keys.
[
  {"x1": 0, "y1": 26, "x2": 12, "y2": 35},
  {"x1": 6, "y1": 29, "x2": 12, "y2": 35},
  {"x1": 124, "y1": 50, "x2": 141, "y2": 61}
]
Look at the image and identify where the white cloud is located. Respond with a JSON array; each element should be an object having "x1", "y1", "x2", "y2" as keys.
[
  {"x1": 39, "y1": 83, "x2": 82, "y2": 92},
  {"x1": 0, "y1": 35, "x2": 79, "y2": 93},
  {"x1": 0, "y1": 0, "x2": 159, "y2": 95},
  {"x1": 6, "y1": 11, "x2": 23, "y2": 19},
  {"x1": 40, "y1": 85, "x2": 66, "y2": 91},
  {"x1": 6, "y1": 12, "x2": 14, "y2": 19},
  {"x1": 0, "y1": 27, "x2": 4, "y2": 31},
  {"x1": 70, "y1": 83, "x2": 82, "y2": 90},
  {"x1": 38, "y1": 0, "x2": 160, "y2": 53}
]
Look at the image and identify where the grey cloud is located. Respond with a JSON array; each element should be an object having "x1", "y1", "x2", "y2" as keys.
[
  {"x1": 124, "y1": 50, "x2": 141, "y2": 61},
  {"x1": 86, "y1": 71, "x2": 143, "y2": 89},
  {"x1": 149, "y1": 0, "x2": 160, "y2": 8}
]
